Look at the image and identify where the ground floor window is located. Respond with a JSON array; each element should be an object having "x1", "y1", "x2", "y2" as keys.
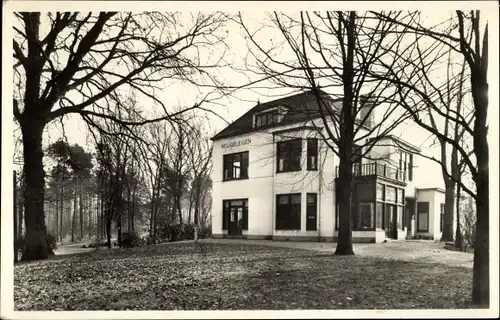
[
  {"x1": 276, "y1": 193, "x2": 301, "y2": 230},
  {"x1": 222, "y1": 199, "x2": 248, "y2": 231},
  {"x1": 376, "y1": 202, "x2": 383, "y2": 229},
  {"x1": 397, "y1": 205, "x2": 404, "y2": 230},
  {"x1": 353, "y1": 203, "x2": 374, "y2": 230},
  {"x1": 306, "y1": 193, "x2": 317, "y2": 231},
  {"x1": 417, "y1": 202, "x2": 429, "y2": 232}
]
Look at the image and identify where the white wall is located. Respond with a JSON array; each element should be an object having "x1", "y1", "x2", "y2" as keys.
[
  {"x1": 415, "y1": 189, "x2": 445, "y2": 240},
  {"x1": 211, "y1": 118, "x2": 341, "y2": 238},
  {"x1": 366, "y1": 137, "x2": 419, "y2": 198}
]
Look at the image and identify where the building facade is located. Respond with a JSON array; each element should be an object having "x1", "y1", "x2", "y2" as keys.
[{"x1": 210, "y1": 91, "x2": 446, "y2": 243}]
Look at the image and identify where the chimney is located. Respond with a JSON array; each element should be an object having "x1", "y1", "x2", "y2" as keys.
[{"x1": 359, "y1": 95, "x2": 375, "y2": 128}]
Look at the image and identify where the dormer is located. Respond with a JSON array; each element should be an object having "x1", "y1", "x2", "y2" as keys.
[{"x1": 253, "y1": 106, "x2": 288, "y2": 129}]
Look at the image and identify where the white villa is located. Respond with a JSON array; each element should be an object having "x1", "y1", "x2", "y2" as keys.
[{"x1": 210, "y1": 90, "x2": 447, "y2": 243}]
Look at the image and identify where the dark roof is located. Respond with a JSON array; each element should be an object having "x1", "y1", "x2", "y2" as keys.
[{"x1": 211, "y1": 90, "x2": 340, "y2": 141}]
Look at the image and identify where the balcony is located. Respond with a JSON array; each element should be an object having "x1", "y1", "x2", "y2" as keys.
[{"x1": 335, "y1": 162, "x2": 406, "y2": 183}]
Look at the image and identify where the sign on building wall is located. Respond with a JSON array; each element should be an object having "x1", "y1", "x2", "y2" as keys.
[{"x1": 221, "y1": 138, "x2": 251, "y2": 149}]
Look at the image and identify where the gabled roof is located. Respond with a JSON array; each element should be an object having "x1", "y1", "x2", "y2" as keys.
[
  {"x1": 367, "y1": 134, "x2": 422, "y2": 153},
  {"x1": 211, "y1": 90, "x2": 340, "y2": 141}
]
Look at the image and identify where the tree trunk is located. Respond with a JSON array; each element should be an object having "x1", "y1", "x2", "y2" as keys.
[
  {"x1": 333, "y1": 11, "x2": 356, "y2": 256},
  {"x1": 455, "y1": 181, "x2": 463, "y2": 250},
  {"x1": 72, "y1": 189, "x2": 77, "y2": 242},
  {"x1": 18, "y1": 177, "x2": 24, "y2": 239},
  {"x1": 79, "y1": 179, "x2": 84, "y2": 240},
  {"x1": 14, "y1": 171, "x2": 18, "y2": 263},
  {"x1": 335, "y1": 159, "x2": 355, "y2": 255},
  {"x1": 106, "y1": 212, "x2": 112, "y2": 249},
  {"x1": 59, "y1": 181, "x2": 64, "y2": 242},
  {"x1": 441, "y1": 181, "x2": 455, "y2": 241},
  {"x1": 88, "y1": 194, "x2": 92, "y2": 239},
  {"x1": 471, "y1": 92, "x2": 489, "y2": 306},
  {"x1": 131, "y1": 185, "x2": 136, "y2": 232},
  {"x1": 20, "y1": 120, "x2": 54, "y2": 261}
]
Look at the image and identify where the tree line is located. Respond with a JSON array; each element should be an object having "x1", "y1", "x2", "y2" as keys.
[{"x1": 12, "y1": 10, "x2": 490, "y2": 306}]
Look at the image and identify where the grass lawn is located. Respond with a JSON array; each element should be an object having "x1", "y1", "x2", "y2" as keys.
[{"x1": 14, "y1": 242, "x2": 474, "y2": 310}]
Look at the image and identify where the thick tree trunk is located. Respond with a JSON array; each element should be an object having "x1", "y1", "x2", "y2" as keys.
[
  {"x1": 131, "y1": 186, "x2": 136, "y2": 232},
  {"x1": 455, "y1": 181, "x2": 463, "y2": 250},
  {"x1": 335, "y1": 159, "x2": 355, "y2": 255},
  {"x1": 471, "y1": 100, "x2": 489, "y2": 306},
  {"x1": 441, "y1": 181, "x2": 455, "y2": 241},
  {"x1": 333, "y1": 11, "x2": 356, "y2": 256},
  {"x1": 14, "y1": 171, "x2": 18, "y2": 263},
  {"x1": 473, "y1": 169, "x2": 488, "y2": 306},
  {"x1": 106, "y1": 213, "x2": 112, "y2": 249},
  {"x1": 20, "y1": 121, "x2": 54, "y2": 261}
]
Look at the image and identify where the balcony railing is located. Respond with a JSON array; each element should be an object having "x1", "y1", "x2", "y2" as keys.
[{"x1": 335, "y1": 162, "x2": 406, "y2": 182}]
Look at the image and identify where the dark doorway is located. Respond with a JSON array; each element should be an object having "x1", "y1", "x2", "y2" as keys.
[
  {"x1": 223, "y1": 199, "x2": 248, "y2": 236},
  {"x1": 405, "y1": 198, "x2": 416, "y2": 233},
  {"x1": 384, "y1": 204, "x2": 397, "y2": 239},
  {"x1": 228, "y1": 207, "x2": 243, "y2": 236}
]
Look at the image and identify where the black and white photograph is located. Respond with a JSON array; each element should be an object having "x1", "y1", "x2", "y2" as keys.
[{"x1": 1, "y1": 1, "x2": 498, "y2": 319}]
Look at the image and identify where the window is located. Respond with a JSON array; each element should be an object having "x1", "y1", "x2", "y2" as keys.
[
  {"x1": 255, "y1": 110, "x2": 278, "y2": 128},
  {"x1": 306, "y1": 193, "x2": 317, "y2": 230},
  {"x1": 397, "y1": 189, "x2": 404, "y2": 204},
  {"x1": 277, "y1": 139, "x2": 302, "y2": 172},
  {"x1": 386, "y1": 186, "x2": 396, "y2": 203},
  {"x1": 376, "y1": 183, "x2": 384, "y2": 201},
  {"x1": 417, "y1": 202, "x2": 429, "y2": 232},
  {"x1": 276, "y1": 193, "x2": 301, "y2": 230},
  {"x1": 223, "y1": 152, "x2": 249, "y2": 181},
  {"x1": 222, "y1": 199, "x2": 248, "y2": 230},
  {"x1": 408, "y1": 154, "x2": 413, "y2": 181},
  {"x1": 440, "y1": 203, "x2": 445, "y2": 232},
  {"x1": 307, "y1": 139, "x2": 318, "y2": 171},
  {"x1": 354, "y1": 203, "x2": 374, "y2": 230},
  {"x1": 376, "y1": 202, "x2": 384, "y2": 229}
]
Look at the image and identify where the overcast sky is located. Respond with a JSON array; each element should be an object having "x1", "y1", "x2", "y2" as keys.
[{"x1": 7, "y1": 1, "x2": 498, "y2": 191}]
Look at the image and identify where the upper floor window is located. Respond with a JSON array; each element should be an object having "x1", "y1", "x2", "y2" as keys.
[
  {"x1": 223, "y1": 151, "x2": 249, "y2": 181},
  {"x1": 255, "y1": 110, "x2": 278, "y2": 128},
  {"x1": 277, "y1": 139, "x2": 302, "y2": 173},
  {"x1": 307, "y1": 138, "x2": 318, "y2": 171},
  {"x1": 399, "y1": 150, "x2": 413, "y2": 182}
]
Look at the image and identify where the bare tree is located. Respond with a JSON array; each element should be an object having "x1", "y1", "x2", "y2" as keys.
[
  {"x1": 422, "y1": 51, "x2": 471, "y2": 243},
  {"x1": 183, "y1": 122, "x2": 213, "y2": 240},
  {"x1": 13, "y1": 11, "x2": 230, "y2": 260},
  {"x1": 239, "y1": 11, "x2": 418, "y2": 254},
  {"x1": 372, "y1": 10, "x2": 489, "y2": 306}
]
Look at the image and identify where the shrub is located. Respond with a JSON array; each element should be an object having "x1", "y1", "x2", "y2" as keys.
[
  {"x1": 156, "y1": 223, "x2": 212, "y2": 242},
  {"x1": 121, "y1": 231, "x2": 142, "y2": 248},
  {"x1": 46, "y1": 232, "x2": 57, "y2": 251},
  {"x1": 197, "y1": 225, "x2": 212, "y2": 239}
]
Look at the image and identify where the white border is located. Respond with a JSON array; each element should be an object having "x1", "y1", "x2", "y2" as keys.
[{"x1": 2, "y1": 1, "x2": 499, "y2": 319}]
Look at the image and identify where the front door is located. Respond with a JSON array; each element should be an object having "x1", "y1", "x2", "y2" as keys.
[
  {"x1": 228, "y1": 207, "x2": 243, "y2": 236},
  {"x1": 384, "y1": 204, "x2": 397, "y2": 239}
]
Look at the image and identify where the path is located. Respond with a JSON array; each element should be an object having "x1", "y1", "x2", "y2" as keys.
[{"x1": 198, "y1": 238, "x2": 474, "y2": 268}]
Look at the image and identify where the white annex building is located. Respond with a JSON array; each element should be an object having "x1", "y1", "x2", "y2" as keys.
[{"x1": 210, "y1": 90, "x2": 447, "y2": 243}]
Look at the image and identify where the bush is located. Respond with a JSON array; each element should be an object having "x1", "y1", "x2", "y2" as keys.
[
  {"x1": 197, "y1": 225, "x2": 212, "y2": 239},
  {"x1": 121, "y1": 231, "x2": 142, "y2": 248},
  {"x1": 46, "y1": 232, "x2": 57, "y2": 251},
  {"x1": 156, "y1": 223, "x2": 211, "y2": 243}
]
